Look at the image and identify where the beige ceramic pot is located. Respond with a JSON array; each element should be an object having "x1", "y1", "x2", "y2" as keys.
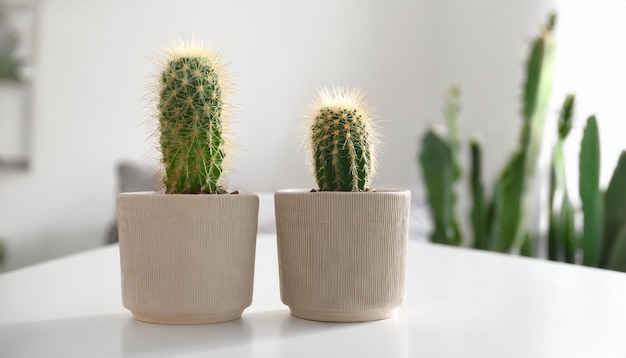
[
  {"x1": 274, "y1": 189, "x2": 411, "y2": 322},
  {"x1": 117, "y1": 192, "x2": 259, "y2": 324}
]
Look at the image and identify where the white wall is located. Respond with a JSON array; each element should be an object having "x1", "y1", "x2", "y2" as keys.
[
  {"x1": 2, "y1": 0, "x2": 624, "y2": 271},
  {"x1": 0, "y1": 0, "x2": 434, "y2": 270}
]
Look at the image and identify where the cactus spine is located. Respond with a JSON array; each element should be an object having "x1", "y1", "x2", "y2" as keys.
[
  {"x1": 156, "y1": 40, "x2": 231, "y2": 194},
  {"x1": 309, "y1": 87, "x2": 377, "y2": 192}
]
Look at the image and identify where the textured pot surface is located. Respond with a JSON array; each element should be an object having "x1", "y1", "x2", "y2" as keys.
[
  {"x1": 274, "y1": 189, "x2": 410, "y2": 322},
  {"x1": 117, "y1": 192, "x2": 259, "y2": 324}
]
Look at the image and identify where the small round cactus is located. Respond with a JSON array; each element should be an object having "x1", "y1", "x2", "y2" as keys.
[
  {"x1": 154, "y1": 40, "x2": 232, "y2": 194},
  {"x1": 308, "y1": 87, "x2": 378, "y2": 191}
]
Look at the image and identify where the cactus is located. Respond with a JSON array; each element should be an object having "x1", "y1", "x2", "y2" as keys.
[
  {"x1": 0, "y1": 19, "x2": 20, "y2": 80},
  {"x1": 420, "y1": 131, "x2": 462, "y2": 245},
  {"x1": 607, "y1": 225, "x2": 626, "y2": 272},
  {"x1": 155, "y1": 40, "x2": 232, "y2": 194},
  {"x1": 579, "y1": 115, "x2": 603, "y2": 267},
  {"x1": 0, "y1": 238, "x2": 5, "y2": 264},
  {"x1": 470, "y1": 139, "x2": 489, "y2": 249},
  {"x1": 488, "y1": 13, "x2": 556, "y2": 254},
  {"x1": 444, "y1": 86, "x2": 462, "y2": 181},
  {"x1": 603, "y1": 151, "x2": 626, "y2": 269},
  {"x1": 419, "y1": 87, "x2": 462, "y2": 246},
  {"x1": 548, "y1": 94, "x2": 576, "y2": 263},
  {"x1": 489, "y1": 150, "x2": 526, "y2": 252},
  {"x1": 309, "y1": 87, "x2": 377, "y2": 192}
]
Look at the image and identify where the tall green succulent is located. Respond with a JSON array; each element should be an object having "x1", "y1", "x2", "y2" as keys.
[
  {"x1": 488, "y1": 13, "x2": 556, "y2": 254},
  {"x1": 470, "y1": 139, "x2": 489, "y2": 250},
  {"x1": 419, "y1": 87, "x2": 462, "y2": 246},
  {"x1": 309, "y1": 87, "x2": 377, "y2": 192},
  {"x1": 156, "y1": 41, "x2": 231, "y2": 194},
  {"x1": 548, "y1": 94, "x2": 576, "y2": 263},
  {"x1": 603, "y1": 152, "x2": 626, "y2": 271},
  {"x1": 579, "y1": 116, "x2": 603, "y2": 267},
  {"x1": 423, "y1": 13, "x2": 556, "y2": 252}
]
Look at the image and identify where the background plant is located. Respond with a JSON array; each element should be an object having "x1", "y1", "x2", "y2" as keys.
[
  {"x1": 547, "y1": 103, "x2": 626, "y2": 271},
  {"x1": 420, "y1": 13, "x2": 555, "y2": 253},
  {"x1": 308, "y1": 87, "x2": 378, "y2": 192},
  {"x1": 419, "y1": 87, "x2": 461, "y2": 245},
  {"x1": 419, "y1": 13, "x2": 626, "y2": 272},
  {"x1": 0, "y1": 6, "x2": 20, "y2": 81},
  {"x1": 547, "y1": 95, "x2": 576, "y2": 263},
  {"x1": 0, "y1": 238, "x2": 5, "y2": 265},
  {"x1": 155, "y1": 39, "x2": 232, "y2": 194}
]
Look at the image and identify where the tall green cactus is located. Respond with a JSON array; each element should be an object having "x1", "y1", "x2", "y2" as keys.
[
  {"x1": 156, "y1": 40, "x2": 231, "y2": 194},
  {"x1": 548, "y1": 94, "x2": 576, "y2": 263},
  {"x1": 309, "y1": 87, "x2": 377, "y2": 192},
  {"x1": 444, "y1": 86, "x2": 462, "y2": 181},
  {"x1": 489, "y1": 13, "x2": 556, "y2": 253},
  {"x1": 603, "y1": 151, "x2": 626, "y2": 270},
  {"x1": 418, "y1": 15, "x2": 555, "y2": 251},
  {"x1": 470, "y1": 139, "x2": 489, "y2": 250},
  {"x1": 579, "y1": 115, "x2": 603, "y2": 267},
  {"x1": 419, "y1": 87, "x2": 462, "y2": 246}
]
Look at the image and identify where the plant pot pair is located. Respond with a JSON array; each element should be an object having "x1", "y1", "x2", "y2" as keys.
[{"x1": 117, "y1": 189, "x2": 410, "y2": 324}]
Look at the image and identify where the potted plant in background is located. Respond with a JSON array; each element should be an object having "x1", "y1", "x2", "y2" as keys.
[
  {"x1": 0, "y1": 238, "x2": 6, "y2": 267},
  {"x1": 418, "y1": 13, "x2": 626, "y2": 271},
  {"x1": 274, "y1": 87, "x2": 411, "y2": 322},
  {"x1": 116, "y1": 39, "x2": 259, "y2": 324}
]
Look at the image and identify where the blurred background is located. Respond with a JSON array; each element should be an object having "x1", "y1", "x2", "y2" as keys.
[{"x1": 0, "y1": 0, "x2": 624, "y2": 272}]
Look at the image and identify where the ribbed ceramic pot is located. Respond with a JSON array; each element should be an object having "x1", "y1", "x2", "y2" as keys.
[
  {"x1": 117, "y1": 192, "x2": 259, "y2": 324},
  {"x1": 274, "y1": 189, "x2": 411, "y2": 322}
]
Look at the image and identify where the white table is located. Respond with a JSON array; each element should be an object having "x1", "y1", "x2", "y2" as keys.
[{"x1": 1, "y1": 234, "x2": 625, "y2": 358}]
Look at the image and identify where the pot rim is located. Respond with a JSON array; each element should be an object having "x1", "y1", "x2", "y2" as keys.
[
  {"x1": 275, "y1": 188, "x2": 409, "y2": 195},
  {"x1": 117, "y1": 191, "x2": 259, "y2": 197}
]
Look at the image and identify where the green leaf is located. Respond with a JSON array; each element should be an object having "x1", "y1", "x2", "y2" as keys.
[
  {"x1": 548, "y1": 162, "x2": 559, "y2": 261},
  {"x1": 579, "y1": 116, "x2": 603, "y2": 267},
  {"x1": 558, "y1": 94, "x2": 575, "y2": 140},
  {"x1": 419, "y1": 130, "x2": 461, "y2": 246},
  {"x1": 602, "y1": 151, "x2": 626, "y2": 267},
  {"x1": 470, "y1": 140, "x2": 488, "y2": 249},
  {"x1": 548, "y1": 193, "x2": 576, "y2": 263},
  {"x1": 520, "y1": 233, "x2": 534, "y2": 257},
  {"x1": 607, "y1": 224, "x2": 626, "y2": 272},
  {"x1": 444, "y1": 86, "x2": 461, "y2": 181},
  {"x1": 560, "y1": 193, "x2": 577, "y2": 264},
  {"x1": 522, "y1": 14, "x2": 555, "y2": 127},
  {"x1": 489, "y1": 150, "x2": 526, "y2": 252}
]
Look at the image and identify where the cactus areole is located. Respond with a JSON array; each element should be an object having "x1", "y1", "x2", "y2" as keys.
[
  {"x1": 157, "y1": 41, "x2": 230, "y2": 194},
  {"x1": 309, "y1": 88, "x2": 377, "y2": 192}
]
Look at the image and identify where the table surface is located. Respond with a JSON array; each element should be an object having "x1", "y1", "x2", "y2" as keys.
[{"x1": 1, "y1": 234, "x2": 626, "y2": 358}]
